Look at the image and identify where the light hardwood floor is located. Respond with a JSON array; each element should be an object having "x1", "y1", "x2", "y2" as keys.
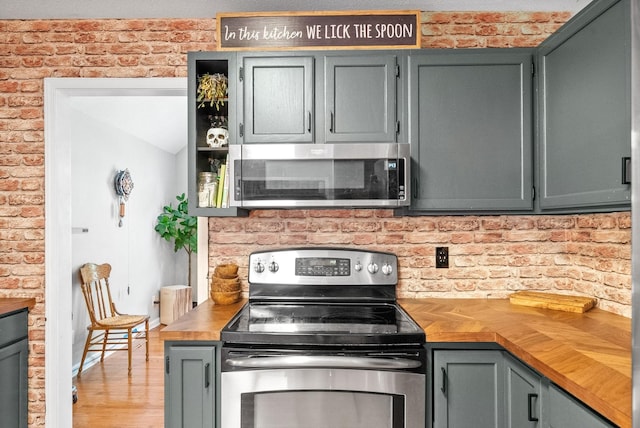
[{"x1": 73, "y1": 327, "x2": 164, "y2": 428}]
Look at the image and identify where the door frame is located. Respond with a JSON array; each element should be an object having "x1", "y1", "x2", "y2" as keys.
[{"x1": 44, "y1": 77, "x2": 188, "y2": 427}]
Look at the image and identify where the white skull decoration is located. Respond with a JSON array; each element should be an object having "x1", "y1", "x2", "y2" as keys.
[{"x1": 206, "y1": 127, "x2": 229, "y2": 148}]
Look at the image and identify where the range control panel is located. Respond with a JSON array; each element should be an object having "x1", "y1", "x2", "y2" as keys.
[{"x1": 248, "y1": 248, "x2": 398, "y2": 286}]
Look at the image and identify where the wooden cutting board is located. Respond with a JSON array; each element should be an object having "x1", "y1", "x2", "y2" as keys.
[{"x1": 509, "y1": 291, "x2": 596, "y2": 313}]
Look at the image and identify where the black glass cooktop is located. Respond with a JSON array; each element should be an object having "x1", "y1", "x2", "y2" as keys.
[{"x1": 221, "y1": 302, "x2": 425, "y2": 346}]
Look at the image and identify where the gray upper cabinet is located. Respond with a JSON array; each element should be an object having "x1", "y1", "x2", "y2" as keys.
[
  {"x1": 240, "y1": 55, "x2": 315, "y2": 144},
  {"x1": 188, "y1": 51, "x2": 245, "y2": 217},
  {"x1": 324, "y1": 54, "x2": 398, "y2": 143},
  {"x1": 408, "y1": 50, "x2": 534, "y2": 212},
  {"x1": 537, "y1": 0, "x2": 631, "y2": 210}
]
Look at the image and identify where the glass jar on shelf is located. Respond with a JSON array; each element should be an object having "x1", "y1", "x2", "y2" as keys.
[{"x1": 198, "y1": 171, "x2": 218, "y2": 208}]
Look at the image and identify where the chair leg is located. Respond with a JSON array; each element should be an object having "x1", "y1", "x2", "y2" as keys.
[
  {"x1": 100, "y1": 329, "x2": 109, "y2": 362},
  {"x1": 144, "y1": 319, "x2": 149, "y2": 362},
  {"x1": 127, "y1": 327, "x2": 133, "y2": 375},
  {"x1": 77, "y1": 329, "x2": 93, "y2": 378}
]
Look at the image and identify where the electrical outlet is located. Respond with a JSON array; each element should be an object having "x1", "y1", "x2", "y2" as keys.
[{"x1": 436, "y1": 247, "x2": 449, "y2": 268}]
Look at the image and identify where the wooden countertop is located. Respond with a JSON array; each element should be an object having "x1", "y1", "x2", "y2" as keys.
[
  {"x1": 160, "y1": 297, "x2": 631, "y2": 428},
  {"x1": 400, "y1": 298, "x2": 631, "y2": 428},
  {"x1": 160, "y1": 299, "x2": 247, "y2": 342},
  {"x1": 0, "y1": 298, "x2": 36, "y2": 317}
]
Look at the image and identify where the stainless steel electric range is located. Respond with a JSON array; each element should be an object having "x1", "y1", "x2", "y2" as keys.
[{"x1": 220, "y1": 247, "x2": 426, "y2": 428}]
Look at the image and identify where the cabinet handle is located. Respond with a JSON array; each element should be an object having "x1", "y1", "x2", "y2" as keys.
[
  {"x1": 307, "y1": 111, "x2": 312, "y2": 133},
  {"x1": 527, "y1": 393, "x2": 539, "y2": 422},
  {"x1": 330, "y1": 111, "x2": 335, "y2": 133},
  {"x1": 440, "y1": 367, "x2": 447, "y2": 397},
  {"x1": 204, "y1": 363, "x2": 210, "y2": 389},
  {"x1": 412, "y1": 178, "x2": 418, "y2": 199},
  {"x1": 622, "y1": 157, "x2": 631, "y2": 184}
]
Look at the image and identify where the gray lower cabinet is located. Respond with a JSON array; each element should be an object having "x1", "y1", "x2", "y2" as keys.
[
  {"x1": 165, "y1": 342, "x2": 218, "y2": 428},
  {"x1": 432, "y1": 348, "x2": 615, "y2": 428},
  {"x1": 408, "y1": 50, "x2": 534, "y2": 212},
  {"x1": 537, "y1": 0, "x2": 631, "y2": 211},
  {"x1": 546, "y1": 384, "x2": 615, "y2": 428},
  {"x1": 504, "y1": 353, "x2": 542, "y2": 427},
  {"x1": 433, "y1": 350, "x2": 504, "y2": 428},
  {"x1": 0, "y1": 309, "x2": 28, "y2": 428}
]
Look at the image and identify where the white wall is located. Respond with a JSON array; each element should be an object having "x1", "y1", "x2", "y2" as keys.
[
  {"x1": 69, "y1": 102, "x2": 186, "y2": 368},
  {"x1": 173, "y1": 145, "x2": 191, "y2": 287}
]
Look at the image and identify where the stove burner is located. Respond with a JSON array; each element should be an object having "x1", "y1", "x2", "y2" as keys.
[
  {"x1": 247, "y1": 304, "x2": 399, "y2": 334},
  {"x1": 222, "y1": 302, "x2": 424, "y2": 346}
]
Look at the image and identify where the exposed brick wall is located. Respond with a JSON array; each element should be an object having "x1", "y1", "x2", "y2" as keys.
[
  {"x1": 0, "y1": 10, "x2": 623, "y2": 427},
  {"x1": 420, "y1": 11, "x2": 571, "y2": 47},
  {"x1": 208, "y1": 211, "x2": 631, "y2": 317}
]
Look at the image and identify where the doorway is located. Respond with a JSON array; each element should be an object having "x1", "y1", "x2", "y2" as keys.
[{"x1": 44, "y1": 77, "x2": 206, "y2": 427}]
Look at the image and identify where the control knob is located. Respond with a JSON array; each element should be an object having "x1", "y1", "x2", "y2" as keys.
[
  {"x1": 268, "y1": 261, "x2": 279, "y2": 273},
  {"x1": 381, "y1": 263, "x2": 393, "y2": 275},
  {"x1": 367, "y1": 262, "x2": 379, "y2": 274},
  {"x1": 254, "y1": 261, "x2": 265, "y2": 273},
  {"x1": 354, "y1": 262, "x2": 363, "y2": 272}
]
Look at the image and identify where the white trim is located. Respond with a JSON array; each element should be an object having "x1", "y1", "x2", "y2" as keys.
[
  {"x1": 44, "y1": 78, "x2": 186, "y2": 428},
  {"x1": 196, "y1": 217, "x2": 210, "y2": 304}
]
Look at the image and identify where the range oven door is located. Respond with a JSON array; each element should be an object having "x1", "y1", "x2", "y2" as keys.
[
  {"x1": 228, "y1": 143, "x2": 410, "y2": 208},
  {"x1": 221, "y1": 347, "x2": 426, "y2": 428}
]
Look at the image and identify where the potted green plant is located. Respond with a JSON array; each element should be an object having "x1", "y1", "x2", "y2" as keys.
[{"x1": 154, "y1": 193, "x2": 197, "y2": 287}]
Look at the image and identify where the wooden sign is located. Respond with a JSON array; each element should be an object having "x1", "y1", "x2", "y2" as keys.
[{"x1": 217, "y1": 10, "x2": 421, "y2": 51}]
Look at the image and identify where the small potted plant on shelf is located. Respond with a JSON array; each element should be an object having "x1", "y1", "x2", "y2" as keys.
[
  {"x1": 197, "y1": 73, "x2": 228, "y2": 110},
  {"x1": 154, "y1": 193, "x2": 197, "y2": 287}
]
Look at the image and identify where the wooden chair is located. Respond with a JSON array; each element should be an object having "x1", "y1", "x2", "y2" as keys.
[{"x1": 77, "y1": 263, "x2": 149, "y2": 377}]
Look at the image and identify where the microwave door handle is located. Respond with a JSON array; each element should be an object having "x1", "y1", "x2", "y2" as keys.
[{"x1": 225, "y1": 355, "x2": 421, "y2": 370}]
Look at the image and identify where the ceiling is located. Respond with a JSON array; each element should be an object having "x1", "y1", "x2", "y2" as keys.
[
  {"x1": 70, "y1": 95, "x2": 188, "y2": 154},
  {"x1": 19, "y1": 0, "x2": 590, "y2": 154},
  {"x1": 2, "y1": 0, "x2": 591, "y2": 19}
]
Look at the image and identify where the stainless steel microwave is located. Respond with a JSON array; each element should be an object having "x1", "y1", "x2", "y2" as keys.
[{"x1": 228, "y1": 143, "x2": 410, "y2": 208}]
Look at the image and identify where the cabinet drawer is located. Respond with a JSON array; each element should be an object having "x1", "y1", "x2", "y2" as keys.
[{"x1": 0, "y1": 310, "x2": 28, "y2": 348}]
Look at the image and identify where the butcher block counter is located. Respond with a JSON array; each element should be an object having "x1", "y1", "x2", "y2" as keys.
[
  {"x1": 160, "y1": 297, "x2": 631, "y2": 428},
  {"x1": 399, "y1": 298, "x2": 631, "y2": 428},
  {"x1": 0, "y1": 297, "x2": 36, "y2": 316}
]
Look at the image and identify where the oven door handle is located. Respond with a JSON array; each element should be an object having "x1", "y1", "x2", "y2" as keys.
[{"x1": 225, "y1": 355, "x2": 422, "y2": 370}]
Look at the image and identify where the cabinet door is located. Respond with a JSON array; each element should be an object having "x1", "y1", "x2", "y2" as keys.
[
  {"x1": 537, "y1": 0, "x2": 630, "y2": 210},
  {"x1": 433, "y1": 350, "x2": 504, "y2": 428},
  {"x1": 409, "y1": 50, "x2": 533, "y2": 212},
  {"x1": 546, "y1": 384, "x2": 615, "y2": 428},
  {"x1": 504, "y1": 353, "x2": 541, "y2": 427},
  {"x1": 165, "y1": 344, "x2": 217, "y2": 428},
  {"x1": 242, "y1": 56, "x2": 314, "y2": 144},
  {"x1": 0, "y1": 338, "x2": 28, "y2": 428},
  {"x1": 324, "y1": 54, "x2": 398, "y2": 143}
]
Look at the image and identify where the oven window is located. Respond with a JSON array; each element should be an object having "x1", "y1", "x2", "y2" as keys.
[
  {"x1": 241, "y1": 390, "x2": 403, "y2": 428},
  {"x1": 239, "y1": 158, "x2": 394, "y2": 201}
]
